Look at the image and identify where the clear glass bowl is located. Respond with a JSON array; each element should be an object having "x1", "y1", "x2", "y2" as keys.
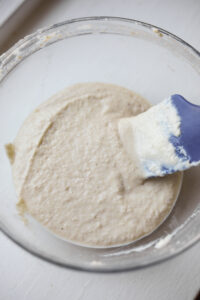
[{"x1": 0, "y1": 17, "x2": 200, "y2": 273}]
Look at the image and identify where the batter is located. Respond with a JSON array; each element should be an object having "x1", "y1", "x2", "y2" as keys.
[{"x1": 7, "y1": 83, "x2": 181, "y2": 247}]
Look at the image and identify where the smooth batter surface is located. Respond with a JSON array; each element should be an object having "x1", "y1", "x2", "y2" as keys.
[{"x1": 10, "y1": 83, "x2": 181, "y2": 247}]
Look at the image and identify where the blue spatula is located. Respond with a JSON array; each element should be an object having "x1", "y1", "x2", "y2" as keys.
[{"x1": 118, "y1": 94, "x2": 200, "y2": 178}]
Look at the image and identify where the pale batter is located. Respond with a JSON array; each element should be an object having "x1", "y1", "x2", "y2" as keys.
[{"x1": 8, "y1": 83, "x2": 181, "y2": 247}]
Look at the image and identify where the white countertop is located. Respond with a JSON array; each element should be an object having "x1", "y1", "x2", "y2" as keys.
[{"x1": 0, "y1": 0, "x2": 200, "y2": 299}]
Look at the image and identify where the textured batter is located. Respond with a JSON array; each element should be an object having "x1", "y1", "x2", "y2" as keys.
[{"x1": 9, "y1": 83, "x2": 181, "y2": 247}]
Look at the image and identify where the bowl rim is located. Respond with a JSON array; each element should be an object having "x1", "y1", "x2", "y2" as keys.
[{"x1": 1, "y1": 16, "x2": 200, "y2": 273}]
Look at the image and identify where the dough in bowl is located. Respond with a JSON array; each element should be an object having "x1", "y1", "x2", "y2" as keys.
[{"x1": 8, "y1": 83, "x2": 182, "y2": 247}]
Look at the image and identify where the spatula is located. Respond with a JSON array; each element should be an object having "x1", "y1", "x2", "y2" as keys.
[{"x1": 118, "y1": 94, "x2": 200, "y2": 178}]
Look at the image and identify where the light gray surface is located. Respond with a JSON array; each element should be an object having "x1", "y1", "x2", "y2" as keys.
[
  {"x1": 0, "y1": 0, "x2": 200, "y2": 299},
  {"x1": 0, "y1": 233, "x2": 200, "y2": 300},
  {"x1": 0, "y1": 0, "x2": 25, "y2": 26},
  {"x1": 0, "y1": 0, "x2": 42, "y2": 49}
]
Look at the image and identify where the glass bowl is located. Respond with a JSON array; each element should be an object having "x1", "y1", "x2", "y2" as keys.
[{"x1": 0, "y1": 17, "x2": 200, "y2": 273}]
